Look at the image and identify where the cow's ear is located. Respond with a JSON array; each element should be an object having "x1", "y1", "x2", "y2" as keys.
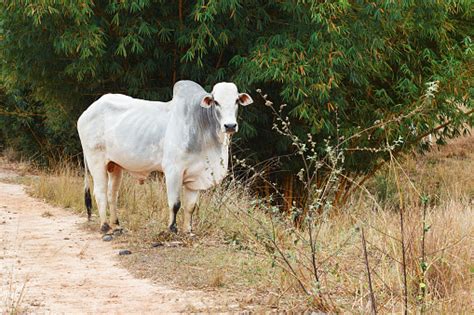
[
  {"x1": 201, "y1": 95, "x2": 214, "y2": 108},
  {"x1": 238, "y1": 93, "x2": 253, "y2": 106}
]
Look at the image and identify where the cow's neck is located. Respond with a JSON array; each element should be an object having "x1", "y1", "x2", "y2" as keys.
[{"x1": 185, "y1": 105, "x2": 222, "y2": 153}]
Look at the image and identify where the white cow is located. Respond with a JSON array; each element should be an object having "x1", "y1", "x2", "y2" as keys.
[{"x1": 77, "y1": 80, "x2": 253, "y2": 234}]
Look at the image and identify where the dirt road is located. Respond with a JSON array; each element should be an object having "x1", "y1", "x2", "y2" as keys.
[{"x1": 0, "y1": 171, "x2": 235, "y2": 313}]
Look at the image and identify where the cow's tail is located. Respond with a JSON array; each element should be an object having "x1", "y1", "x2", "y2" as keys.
[{"x1": 83, "y1": 155, "x2": 92, "y2": 220}]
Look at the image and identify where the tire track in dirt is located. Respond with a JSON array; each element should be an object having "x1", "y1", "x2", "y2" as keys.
[{"x1": 0, "y1": 175, "x2": 234, "y2": 313}]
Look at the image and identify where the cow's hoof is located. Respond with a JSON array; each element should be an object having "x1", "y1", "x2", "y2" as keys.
[
  {"x1": 113, "y1": 228, "x2": 123, "y2": 236},
  {"x1": 100, "y1": 222, "x2": 111, "y2": 233},
  {"x1": 102, "y1": 234, "x2": 113, "y2": 242},
  {"x1": 169, "y1": 225, "x2": 178, "y2": 234}
]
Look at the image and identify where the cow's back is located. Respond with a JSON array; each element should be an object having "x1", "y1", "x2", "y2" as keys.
[
  {"x1": 78, "y1": 94, "x2": 172, "y2": 172},
  {"x1": 78, "y1": 94, "x2": 137, "y2": 151}
]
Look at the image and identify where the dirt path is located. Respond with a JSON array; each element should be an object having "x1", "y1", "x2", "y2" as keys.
[{"x1": 0, "y1": 172, "x2": 234, "y2": 313}]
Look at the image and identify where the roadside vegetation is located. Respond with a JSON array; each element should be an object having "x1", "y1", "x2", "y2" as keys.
[
  {"x1": 1, "y1": 1, "x2": 472, "y2": 312},
  {"x1": 10, "y1": 132, "x2": 471, "y2": 313},
  {"x1": 1, "y1": 1, "x2": 472, "y2": 194}
]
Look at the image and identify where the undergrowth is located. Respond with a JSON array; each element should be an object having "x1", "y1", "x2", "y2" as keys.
[
  {"x1": 16, "y1": 84, "x2": 472, "y2": 312},
  {"x1": 16, "y1": 132, "x2": 472, "y2": 312}
]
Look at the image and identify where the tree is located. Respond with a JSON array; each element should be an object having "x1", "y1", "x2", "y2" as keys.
[
  {"x1": 233, "y1": 1, "x2": 473, "y2": 172},
  {"x1": 231, "y1": 1, "x2": 474, "y2": 204},
  {"x1": 0, "y1": 0, "x2": 272, "y2": 160},
  {"x1": 1, "y1": 1, "x2": 472, "y2": 199}
]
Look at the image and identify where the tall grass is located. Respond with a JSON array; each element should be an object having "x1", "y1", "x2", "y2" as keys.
[{"x1": 23, "y1": 132, "x2": 473, "y2": 312}]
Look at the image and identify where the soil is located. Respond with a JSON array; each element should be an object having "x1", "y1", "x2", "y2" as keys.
[{"x1": 0, "y1": 170, "x2": 240, "y2": 313}]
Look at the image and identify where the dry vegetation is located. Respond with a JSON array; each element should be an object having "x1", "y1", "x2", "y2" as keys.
[{"x1": 10, "y1": 134, "x2": 473, "y2": 312}]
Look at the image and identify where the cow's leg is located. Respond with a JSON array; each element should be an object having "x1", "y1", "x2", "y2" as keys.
[
  {"x1": 183, "y1": 187, "x2": 199, "y2": 234},
  {"x1": 107, "y1": 162, "x2": 123, "y2": 232},
  {"x1": 88, "y1": 160, "x2": 110, "y2": 233},
  {"x1": 165, "y1": 169, "x2": 183, "y2": 233}
]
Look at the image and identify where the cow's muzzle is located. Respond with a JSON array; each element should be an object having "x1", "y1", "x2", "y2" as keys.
[{"x1": 224, "y1": 123, "x2": 237, "y2": 134}]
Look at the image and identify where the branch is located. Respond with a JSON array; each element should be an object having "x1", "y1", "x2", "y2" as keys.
[
  {"x1": 0, "y1": 109, "x2": 46, "y2": 118},
  {"x1": 414, "y1": 108, "x2": 474, "y2": 142},
  {"x1": 347, "y1": 108, "x2": 474, "y2": 198},
  {"x1": 361, "y1": 227, "x2": 377, "y2": 315}
]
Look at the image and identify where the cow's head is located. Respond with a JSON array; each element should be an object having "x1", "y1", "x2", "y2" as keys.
[{"x1": 200, "y1": 82, "x2": 253, "y2": 134}]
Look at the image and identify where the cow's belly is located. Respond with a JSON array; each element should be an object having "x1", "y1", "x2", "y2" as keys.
[
  {"x1": 100, "y1": 103, "x2": 168, "y2": 172},
  {"x1": 104, "y1": 114, "x2": 167, "y2": 173},
  {"x1": 106, "y1": 146, "x2": 164, "y2": 173},
  {"x1": 105, "y1": 138, "x2": 164, "y2": 174}
]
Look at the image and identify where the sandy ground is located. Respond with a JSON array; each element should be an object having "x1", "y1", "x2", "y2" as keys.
[{"x1": 0, "y1": 170, "x2": 236, "y2": 313}]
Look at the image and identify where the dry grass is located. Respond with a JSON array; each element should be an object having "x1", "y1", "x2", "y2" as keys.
[
  {"x1": 20, "y1": 165, "x2": 281, "y2": 309},
  {"x1": 16, "y1": 134, "x2": 474, "y2": 312}
]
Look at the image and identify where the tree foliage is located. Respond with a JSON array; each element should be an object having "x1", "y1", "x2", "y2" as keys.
[
  {"x1": 1, "y1": 1, "x2": 473, "y2": 179},
  {"x1": 233, "y1": 0, "x2": 474, "y2": 174}
]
